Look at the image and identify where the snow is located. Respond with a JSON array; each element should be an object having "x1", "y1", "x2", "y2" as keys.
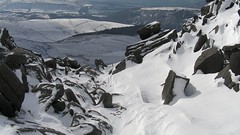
[
  {"x1": 0, "y1": 18, "x2": 131, "y2": 42},
  {"x1": 141, "y1": 7, "x2": 200, "y2": 11},
  {"x1": 1, "y1": 0, "x2": 240, "y2": 135}
]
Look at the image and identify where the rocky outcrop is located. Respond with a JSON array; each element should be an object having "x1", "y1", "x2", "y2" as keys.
[
  {"x1": 126, "y1": 29, "x2": 177, "y2": 63},
  {"x1": 0, "y1": 28, "x2": 16, "y2": 50},
  {"x1": 215, "y1": 65, "x2": 239, "y2": 92},
  {"x1": 194, "y1": 34, "x2": 208, "y2": 52},
  {"x1": 194, "y1": 48, "x2": 224, "y2": 74},
  {"x1": 137, "y1": 21, "x2": 161, "y2": 40},
  {"x1": 162, "y1": 70, "x2": 190, "y2": 105},
  {"x1": 0, "y1": 62, "x2": 25, "y2": 117}
]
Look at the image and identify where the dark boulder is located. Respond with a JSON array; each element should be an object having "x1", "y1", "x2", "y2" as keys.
[
  {"x1": 194, "y1": 48, "x2": 224, "y2": 74},
  {"x1": 201, "y1": 5, "x2": 211, "y2": 16},
  {"x1": 0, "y1": 62, "x2": 25, "y2": 117},
  {"x1": 58, "y1": 57, "x2": 80, "y2": 69},
  {"x1": 0, "y1": 28, "x2": 16, "y2": 50},
  {"x1": 162, "y1": 70, "x2": 190, "y2": 105},
  {"x1": 206, "y1": 0, "x2": 214, "y2": 3},
  {"x1": 95, "y1": 59, "x2": 107, "y2": 70},
  {"x1": 230, "y1": 52, "x2": 240, "y2": 75},
  {"x1": 112, "y1": 60, "x2": 126, "y2": 75},
  {"x1": 65, "y1": 88, "x2": 80, "y2": 105},
  {"x1": 194, "y1": 34, "x2": 208, "y2": 52},
  {"x1": 44, "y1": 58, "x2": 57, "y2": 69},
  {"x1": 137, "y1": 21, "x2": 161, "y2": 40},
  {"x1": 52, "y1": 101, "x2": 66, "y2": 112},
  {"x1": 215, "y1": 65, "x2": 239, "y2": 92},
  {"x1": 222, "y1": 44, "x2": 240, "y2": 60}
]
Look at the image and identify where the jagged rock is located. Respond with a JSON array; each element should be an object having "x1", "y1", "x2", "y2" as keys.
[
  {"x1": 222, "y1": 44, "x2": 240, "y2": 60},
  {"x1": 112, "y1": 60, "x2": 126, "y2": 75},
  {"x1": 230, "y1": 52, "x2": 240, "y2": 75},
  {"x1": 44, "y1": 58, "x2": 57, "y2": 69},
  {"x1": 206, "y1": 0, "x2": 214, "y2": 3},
  {"x1": 52, "y1": 101, "x2": 66, "y2": 112},
  {"x1": 126, "y1": 29, "x2": 177, "y2": 63},
  {"x1": 201, "y1": 5, "x2": 211, "y2": 16},
  {"x1": 0, "y1": 62, "x2": 25, "y2": 117},
  {"x1": 6, "y1": 48, "x2": 43, "y2": 69},
  {"x1": 95, "y1": 59, "x2": 107, "y2": 70},
  {"x1": 20, "y1": 65, "x2": 29, "y2": 92},
  {"x1": 194, "y1": 34, "x2": 208, "y2": 52},
  {"x1": 162, "y1": 70, "x2": 190, "y2": 105},
  {"x1": 0, "y1": 28, "x2": 16, "y2": 50},
  {"x1": 215, "y1": 65, "x2": 239, "y2": 92},
  {"x1": 65, "y1": 88, "x2": 80, "y2": 105},
  {"x1": 194, "y1": 48, "x2": 224, "y2": 74},
  {"x1": 85, "y1": 124, "x2": 102, "y2": 135},
  {"x1": 58, "y1": 57, "x2": 80, "y2": 69},
  {"x1": 137, "y1": 21, "x2": 161, "y2": 40}
]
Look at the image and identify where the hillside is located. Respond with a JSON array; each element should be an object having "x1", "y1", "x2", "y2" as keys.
[{"x1": 0, "y1": 0, "x2": 240, "y2": 135}]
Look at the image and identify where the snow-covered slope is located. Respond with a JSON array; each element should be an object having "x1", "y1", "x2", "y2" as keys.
[
  {"x1": 1, "y1": 18, "x2": 131, "y2": 42},
  {"x1": 1, "y1": 0, "x2": 240, "y2": 135},
  {"x1": 104, "y1": 0, "x2": 240, "y2": 134}
]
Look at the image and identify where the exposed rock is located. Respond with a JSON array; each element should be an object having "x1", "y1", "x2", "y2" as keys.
[
  {"x1": 65, "y1": 88, "x2": 80, "y2": 105},
  {"x1": 52, "y1": 101, "x2": 66, "y2": 112},
  {"x1": 126, "y1": 29, "x2": 177, "y2": 63},
  {"x1": 0, "y1": 28, "x2": 16, "y2": 50},
  {"x1": 95, "y1": 59, "x2": 107, "y2": 70},
  {"x1": 58, "y1": 57, "x2": 80, "y2": 69},
  {"x1": 194, "y1": 34, "x2": 208, "y2": 52},
  {"x1": 226, "y1": 2, "x2": 234, "y2": 10},
  {"x1": 0, "y1": 62, "x2": 25, "y2": 117},
  {"x1": 162, "y1": 70, "x2": 190, "y2": 105},
  {"x1": 44, "y1": 58, "x2": 57, "y2": 69},
  {"x1": 230, "y1": 52, "x2": 240, "y2": 75},
  {"x1": 215, "y1": 65, "x2": 239, "y2": 92},
  {"x1": 137, "y1": 21, "x2": 161, "y2": 40},
  {"x1": 222, "y1": 44, "x2": 240, "y2": 60},
  {"x1": 201, "y1": 5, "x2": 211, "y2": 16},
  {"x1": 112, "y1": 60, "x2": 126, "y2": 75},
  {"x1": 194, "y1": 48, "x2": 224, "y2": 74},
  {"x1": 206, "y1": 0, "x2": 214, "y2": 3}
]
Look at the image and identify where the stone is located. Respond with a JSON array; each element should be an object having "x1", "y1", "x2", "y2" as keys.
[
  {"x1": 162, "y1": 70, "x2": 190, "y2": 105},
  {"x1": 230, "y1": 52, "x2": 240, "y2": 75},
  {"x1": 137, "y1": 21, "x2": 161, "y2": 40},
  {"x1": 44, "y1": 58, "x2": 57, "y2": 69},
  {"x1": 194, "y1": 48, "x2": 224, "y2": 74},
  {"x1": 194, "y1": 34, "x2": 208, "y2": 52},
  {"x1": 112, "y1": 60, "x2": 126, "y2": 75},
  {"x1": 62, "y1": 57, "x2": 80, "y2": 69},
  {"x1": 201, "y1": 5, "x2": 210, "y2": 16},
  {"x1": 0, "y1": 62, "x2": 25, "y2": 117},
  {"x1": 206, "y1": 0, "x2": 214, "y2": 3},
  {"x1": 215, "y1": 65, "x2": 239, "y2": 92},
  {"x1": 95, "y1": 59, "x2": 107, "y2": 70},
  {"x1": 0, "y1": 28, "x2": 16, "y2": 50},
  {"x1": 52, "y1": 101, "x2": 66, "y2": 112},
  {"x1": 65, "y1": 88, "x2": 80, "y2": 105},
  {"x1": 222, "y1": 44, "x2": 240, "y2": 60}
]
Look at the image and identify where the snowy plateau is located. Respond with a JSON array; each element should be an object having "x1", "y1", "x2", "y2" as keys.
[{"x1": 1, "y1": 0, "x2": 240, "y2": 135}]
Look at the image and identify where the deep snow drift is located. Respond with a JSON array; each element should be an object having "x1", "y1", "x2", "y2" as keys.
[{"x1": 1, "y1": 0, "x2": 240, "y2": 135}]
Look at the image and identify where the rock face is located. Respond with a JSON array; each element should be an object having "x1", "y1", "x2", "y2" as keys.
[
  {"x1": 137, "y1": 21, "x2": 161, "y2": 40},
  {"x1": 194, "y1": 48, "x2": 224, "y2": 74},
  {"x1": 126, "y1": 29, "x2": 178, "y2": 63},
  {"x1": 0, "y1": 62, "x2": 25, "y2": 117},
  {"x1": 0, "y1": 28, "x2": 16, "y2": 50},
  {"x1": 194, "y1": 34, "x2": 208, "y2": 52},
  {"x1": 162, "y1": 70, "x2": 190, "y2": 105}
]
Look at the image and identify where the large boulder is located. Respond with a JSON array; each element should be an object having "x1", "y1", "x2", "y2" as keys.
[
  {"x1": 229, "y1": 52, "x2": 240, "y2": 75},
  {"x1": 137, "y1": 21, "x2": 161, "y2": 40},
  {"x1": 194, "y1": 34, "x2": 208, "y2": 52},
  {"x1": 194, "y1": 48, "x2": 224, "y2": 74},
  {"x1": 162, "y1": 70, "x2": 190, "y2": 105},
  {"x1": 222, "y1": 44, "x2": 240, "y2": 60},
  {"x1": 0, "y1": 28, "x2": 16, "y2": 50},
  {"x1": 0, "y1": 62, "x2": 25, "y2": 117}
]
